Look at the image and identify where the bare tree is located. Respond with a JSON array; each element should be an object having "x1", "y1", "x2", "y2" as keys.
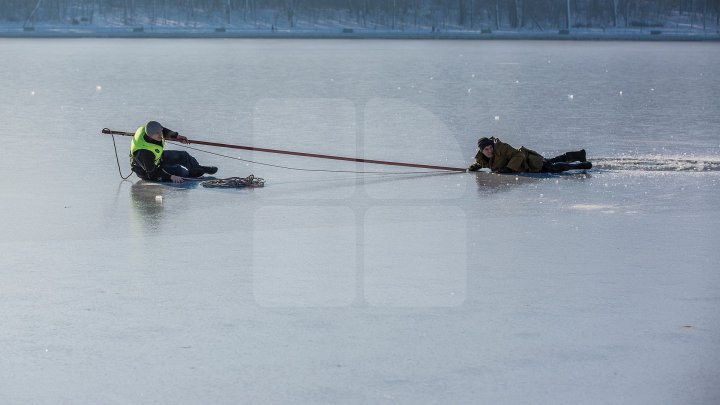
[
  {"x1": 3, "y1": 0, "x2": 718, "y2": 31},
  {"x1": 609, "y1": 0, "x2": 619, "y2": 26}
]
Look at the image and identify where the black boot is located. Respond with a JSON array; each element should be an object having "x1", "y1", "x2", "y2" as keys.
[
  {"x1": 564, "y1": 149, "x2": 587, "y2": 162},
  {"x1": 546, "y1": 153, "x2": 570, "y2": 164},
  {"x1": 201, "y1": 166, "x2": 218, "y2": 175},
  {"x1": 188, "y1": 168, "x2": 205, "y2": 178},
  {"x1": 546, "y1": 149, "x2": 587, "y2": 164}
]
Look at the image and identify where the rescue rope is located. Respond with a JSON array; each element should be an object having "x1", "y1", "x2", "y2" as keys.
[
  {"x1": 102, "y1": 128, "x2": 466, "y2": 175},
  {"x1": 167, "y1": 140, "x2": 451, "y2": 175},
  {"x1": 105, "y1": 128, "x2": 464, "y2": 190},
  {"x1": 110, "y1": 133, "x2": 133, "y2": 180}
]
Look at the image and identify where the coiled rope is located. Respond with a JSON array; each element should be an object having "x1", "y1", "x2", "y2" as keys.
[{"x1": 201, "y1": 175, "x2": 265, "y2": 188}]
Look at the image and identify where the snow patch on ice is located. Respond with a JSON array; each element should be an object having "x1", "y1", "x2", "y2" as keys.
[
  {"x1": 569, "y1": 204, "x2": 617, "y2": 213},
  {"x1": 594, "y1": 156, "x2": 720, "y2": 172}
]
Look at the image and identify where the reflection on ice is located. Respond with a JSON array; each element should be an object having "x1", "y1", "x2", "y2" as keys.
[
  {"x1": 473, "y1": 171, "x2": 591, "y2": 193},
  {"x1": 129, "y1": 182, "x2": 165, "y2": 233}
]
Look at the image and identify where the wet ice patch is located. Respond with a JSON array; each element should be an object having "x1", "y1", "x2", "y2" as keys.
[
  {"x1": 594, "y1": 157, "x2": 720, "y2": 172},
  {"x1": 569, "y1": 204, "x2": 617, "y2": 214}
]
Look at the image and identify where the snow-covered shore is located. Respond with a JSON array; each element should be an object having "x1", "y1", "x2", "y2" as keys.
[{"x1": 2, "y1": 24, "x2": 719, "y2": 41}]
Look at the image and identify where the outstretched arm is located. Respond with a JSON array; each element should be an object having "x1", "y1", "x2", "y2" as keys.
[{"x1": 162, "y1": 127, "x2": 189, "y2": 144}]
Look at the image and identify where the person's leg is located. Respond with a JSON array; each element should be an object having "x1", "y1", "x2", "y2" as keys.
[
  {"x1": 162, "y1": 150, "x2": 201, "y2": 169},
  {"x1": 541, "y1": 159, "x2": 559, "y2": 173},
  {"x1": 547, "y1": 150, "x2": 587, "y2": 163},
  {"x1": 565, "y1": 149, "x2": 586, "y2": 162},
  {"x1": 162, "y1": 164, "x2": 190, "y2": 177},
  {"x1": 542, "y1": 160, "x2": 592, "y2": 172},
  {"x1": 162, "y1": 150, "x2": 217, "y2": 176}
]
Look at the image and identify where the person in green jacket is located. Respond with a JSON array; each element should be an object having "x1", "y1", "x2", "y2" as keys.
[
  {"x1": 130, "y1": 121, "x2": 218, "y2": 183},
  {"x1": 468, "y1": 137, "x2": 592, "y2": 173}
]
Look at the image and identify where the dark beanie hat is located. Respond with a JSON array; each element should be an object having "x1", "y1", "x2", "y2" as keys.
[
  {"x1": 145, "y1": 121, "x2": 163, "y2": 135},
  {"x1": 477, "y1": 137, "x2": 493, "y2": 150}
]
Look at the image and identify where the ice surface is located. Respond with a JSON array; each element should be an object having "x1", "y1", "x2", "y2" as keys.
[{"x1": 1, "y1": 39, "x2": 719, "y2": 404}]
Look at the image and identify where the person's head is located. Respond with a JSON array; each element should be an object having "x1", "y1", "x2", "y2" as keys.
[
  {"x1": 145, "y1": 121, "x2": 163, "y2": 141},
  {"x1": 477, "y1": 137, "x2": 494, "y2": 159}
]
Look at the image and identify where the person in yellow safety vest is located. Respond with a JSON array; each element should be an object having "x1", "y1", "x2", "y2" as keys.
[
  {"x1": 468, "y1": 137, "x2": 591, "y2": 174},
  {"x1": 130, "y1": 121, "x2": 218, "y2": 183}
]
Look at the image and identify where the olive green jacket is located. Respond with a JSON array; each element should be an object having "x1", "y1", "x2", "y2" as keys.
[{"x1": 468, "y1": 137, "x2": 545, "y2": 173}]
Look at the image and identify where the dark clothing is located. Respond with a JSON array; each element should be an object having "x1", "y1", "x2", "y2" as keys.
[
  {"x1": 468, "y1": 137, "x2": 590, "y2": 173},
  {"x1": 468, "y1": 137, "x2": 544, "y2": 173},
  {"x1": 130, "y1": 127, "x2": 202, "y2": 181}
]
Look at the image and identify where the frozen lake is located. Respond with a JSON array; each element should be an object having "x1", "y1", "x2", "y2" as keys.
[{"x1": 1, "y1": 39, "x2": 719, "y2": 404}]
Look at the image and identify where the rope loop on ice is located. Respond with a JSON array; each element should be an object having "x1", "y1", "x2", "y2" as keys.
[{"x1": 201, "y1": 175, "x2": 265, "y2": 188}]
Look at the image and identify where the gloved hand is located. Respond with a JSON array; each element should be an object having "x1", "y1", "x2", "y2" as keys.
[
  {"x1": 468, "y1": 164, "x2": 481, "y2": 172},
  {"x1": 494, "y1": 167, "x2": 513, "y2": 174}
]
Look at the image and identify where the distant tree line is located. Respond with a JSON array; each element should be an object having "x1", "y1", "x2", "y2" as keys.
[{"x1": 5, "y1": 0, "x2": 720, "y2": 30}]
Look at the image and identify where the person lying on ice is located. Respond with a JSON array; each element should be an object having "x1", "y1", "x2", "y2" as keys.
[
  {"x1": 130, "y1": 121, "x2": 218, "y2": 183},
  {"x1": 467, "y1": 137, "x2": 592, "y2": 173}
]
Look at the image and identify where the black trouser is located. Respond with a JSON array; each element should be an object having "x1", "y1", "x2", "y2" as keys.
[
  {"x1": 541, "y1": 157, "x2": 592, "y2": 172},
  {"x1": 541, "y1": 150, "x2": 590, "y2": 173},
  {"x1": 161, "y1": 150, "x2": 202, "y2": 177}
]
